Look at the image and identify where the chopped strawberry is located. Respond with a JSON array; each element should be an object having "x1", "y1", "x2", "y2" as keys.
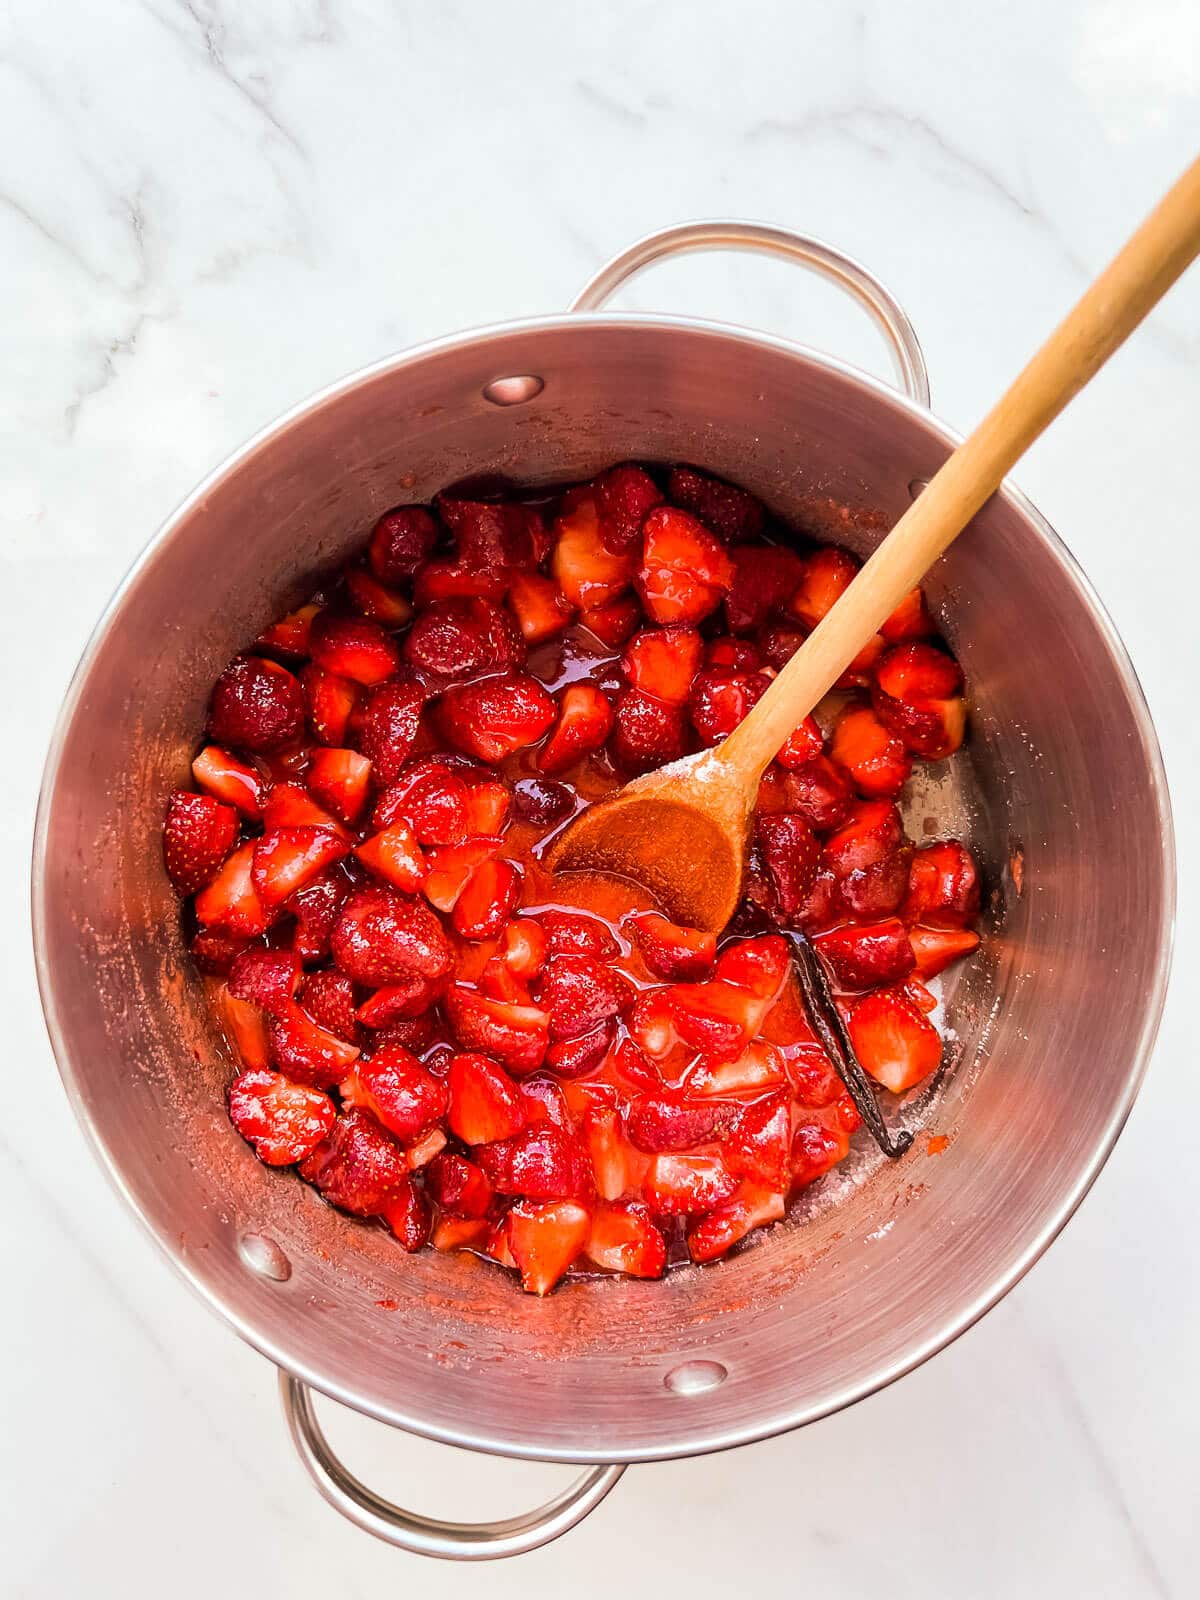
[
  {"x1": 288, "y1": 866, "x2": 352, "y2": 962},
  {"x1": 262, "y1": 782, "x2": 349, "y2": 838},
  {"x1": 355, "y1": 822, "x2": 427, "y2": 893},
  {"x1": 298, "y1": 1107, "x2": 409, "y2": 1214},
  {"x1": 545, "y1": 1021, "x2": 614, "y2": 1078},
  {"x1": 208, "y1": 656, "x2": 306, "y2": 753},
  {"x1": 789, "y1": 546, "x2": 857, "y2": 629},
  {"x1": 512, "y1": 777, "x2": 575, "y2": 828},
  {"x1": 829, "y1": 703, "x2": 913, "y2": 799},
  {"x1": 578, "y1": 594, "x2": 641, "y2": 648},
  {"x1": 307, "y1": 748, "x2": 372, "y2": 824},
  {"x1": 413, "y1": 559, "x2": 507, "y2": 607},
  {"x1": 594, "y1": 462, "x2": 664, "y2": 551},
  {"x1": 535, "y1": 955, "x2": 632, "y2": 1041},
  {"x1": 431, "y1": 1216, "x2": 490, "y2": 1252},
  {"x1": 538, "y1": 683, "x2": 614, "y2": 775},
  {"x1": 268, "y1": 1001, "x2": 361, "y2": 1086},
  {"x1": 422, "y1": 836, "x2": 503, "y2": 911},
  {"x1": 550, "y1": 496, "x2": 637, "y2": 608},
  {"x1": 193, "y1": 841, "x2": 271, "y2": 936},
  {"x1": 725, "y1": 543, "x2": 804, "y2": 632},
  {"x1": 435, "y1": 673, "x2": 556, "y2": 762},
  {"x1": 380, "y1": 1177, "x2": 432, "y2": 1252},
  {"x1": 909, "y1": 924, "x2": 981, "y2": 977},
  {"x1": 447, "y1": 1051, "x2": 527, "y2": 1144},
  {"x1": 755, "y1": 812, "x2": 820, "y2": 920},
  {"x1": 507, "y1": 1199, "x2": 591, "y2": 1295},
  {"x1": 848, "y1": 988, "x2": 942, "y2": 1093},
  {"x1": 873, "y1": 642, "x2": 967, "y2": 759},
  {"x1": 425, "y1": 1151, "x2": 494, "y2": 1217},
  {"x1": 298, "y1": 969, "x2": 360, "y2": 1042},
  {"x1": 507, "y1": 572, "x2": 574, "y2": 643},
  {"x1": 584, "y1": 1106, "x2": 643, "y2": 1200},
  {"x1": 228, "y1": 947, "x2": 303, "y2": 1016},
  {"x1": 343, "y1": 1043, "x2": 447, "y2": 1140},
  {"x1": 643, "y1": 1151, "x2": 737, "y2": 1215},
  {"x1": 352, "y1": 675, "x2": 427, "y2": 785},
  {"x1": 795, "y1": 864, "x2": 844, "y2": 934},
  {"x1": 368, "y1": 505, "x2": 440, "y2": 584},
  {"x1": 452, "y1": 857, "x2": 521, "y2": 940},
  {"x1": 610, "y1": 688, "x2": 689, "y2": 773},
  {"x1": 482, "y1": 1122, "x2": 593, "y2": 1200},
  {"x1": 814, "y1": 918, "x2": 915, "y2": 989},
  {"x1": 190, "y1": 927, "x2": 249, "y2": 976},
  {"x1": 191, "y1": 746, "x2": 266, "y2": 819},
  {"x1": 518, "y1": 1076, "x2": 571, "y2": 1128},
  {"x1": 705, "y1": 636, "x2": 764, "y2": 671},
  {"x1": 219, "y1": 986, "x2": 272, "y2": 1069},
  {"x1": 252, "y1": 827, "x2": 349, "y2": 908},
  {"x1": 622, "y1": 627, "x2": 704, "y2": 704},
  {"x1": 626, "y1": 990, "x2": 679, "y2": 1061},
  {"x1": 403, "y1": 597, "x2": 524, "y2": 680},
  {"x1": 257, "y1": 602, "x2": 318, "y2": 658},
  {"x1": 880, "y1": 585, "x2": 935, "y2": 642},
  {"x1": 839, "y1": 846, "x2": 913, "y2": 920},
  {"x1": 373, "y1": 761, "x2": 470, "y2": 846},
  {"x1": 436, "y1": 495, "x2": 539, "y2": 572},
  {"x1": 637, "y1": 506, "x2": 735, "y2": 624},
  {"x1": 301, "y1": 663, "x2": 359, "y2": 746},
  {"x1": 904, "y1": 976, "x2": 939, "y2": 1013},
  {"x1": 781, "y1": 754, "x2": 854, "y2": 829},
  {"x1": 625, "y1": 1095, "x2": 733, "y2": 1153},
  {"x1": 774, "y1": 716, "x2": 824, "y2": 770},
  {"x1": 668, "y1": 981, "x2": 757, "y2": 1058},
  {"x1": 791, "y1": 1121, "x2": 850, "y2": 1186},
  {"x1": 462, "y1": 777, "x2": 509, "y2": 836},
  {"x1": 331, "y1": 885, "x2": 452, "y2": 986},
  {"x1": 902, "y1": 841, "x2": 981, "y2": 927},
  {"x1": 667, "y1": 465, "x2": 765, "y2": 543},
  {"x1": 687, "y1": 1183, "x2": 786, "y2": 1262},
  {"x1": 356, "y1": 974, "x2": 443, "y2": 1028},
  {"x1": 309, "y1": 610, "x2": 402, "y2": 687},
  {"x1": 501, "y1": 919, "x2": 547, "y2": 979},
  {"x1": 535, "y1": 911, "x2": 620, "y2": 961},
  {"x1": 376, "y1": 1013, "x2": 441, "y2": 1056},
  {"x1": 688, "y1": 666, "x2": 770, "y2": 746},
  {"x1": 757, "y1": 620, "x2": 807, "y2": 669},
  {"x1": 586, "y1": 1201, "x2": 666, "y2": 1277},
  {"x1": 823, "y1": 799, "x2": 905, "y2": 877},
  {"x1": 229, "y1": 1069, "x2": 336, "y2": 1166},
  {"x1": 689, "y1": 1039, "x2": 787, "y2": 1096},
  {"x1": 344, "y1": 566, "x2": 413, "y2": 629},
  {"x1": 715, "y1": 933, "x2": 790, "y2": 1002},
  {"x1": 624, "y1": 911, "x2": 715, "y2": 981},
  {"x1": 163, "y1": 790, "x2": 238, "y2": 896},
  {"x1": 444, "y1": 988, "x2": 549, "y2": 1073}
]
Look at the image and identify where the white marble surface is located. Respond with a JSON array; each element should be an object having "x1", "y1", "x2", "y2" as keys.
[{"x1": 4, "y1": 1, "x2": 1199, "y2": 1593}]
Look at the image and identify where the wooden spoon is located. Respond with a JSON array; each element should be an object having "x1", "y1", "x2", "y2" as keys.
[{"x1": 550, "y1": 156, "x2": 1200, "y2": 931}]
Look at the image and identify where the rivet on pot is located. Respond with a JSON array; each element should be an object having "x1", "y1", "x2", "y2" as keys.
[
  {"x1": 482, "y1": 374, "x2": 545, "y2": 406},
  {"x1": 238, "y1": 1232, "x2": 292, "y2": 1282},
  {"x1": 664, "y1": 1360, "x2": 728, "y2": 1395},
  {"x1": 909, "y1": 477, "x2": 930, "y2": 499}
]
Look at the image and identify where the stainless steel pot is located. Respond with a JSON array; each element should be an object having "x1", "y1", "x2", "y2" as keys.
[{"x1": 32, "y1": 223, "x2": 1175, "y2": 1560}]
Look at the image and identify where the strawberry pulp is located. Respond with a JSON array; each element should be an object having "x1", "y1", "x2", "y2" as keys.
[{"x1": 165, "y1": 464, "x2": 982, "y2": 1294}]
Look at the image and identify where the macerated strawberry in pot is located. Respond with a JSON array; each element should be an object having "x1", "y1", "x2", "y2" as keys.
[{"x1": 167, "y1": 462, "x2": 983, "y2": 1292}]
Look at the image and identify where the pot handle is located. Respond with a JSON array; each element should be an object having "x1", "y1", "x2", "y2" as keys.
[
  {"x1": 569, "y1": 220, "x2": 930, "y2": 407},
  {"x1": 279, "y1": 1372, "x2": 626, "y2": 1561}
]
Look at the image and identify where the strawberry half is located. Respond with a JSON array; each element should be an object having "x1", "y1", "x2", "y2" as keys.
[
  {"x1": 506, "y1": 572, "x2": 574, "y2": 644},
  {"x1": 163, "y1": 790, "x2": 238, "y2": 896},
  {"x1": 193, "y1": 840, "x2": 271, "y2": 936},
  {"x1": 848, "y1": 988, "x2": 942, "y2": 1093},
  {"x1": 309, "y1": 610, "x2": 402, "y2": 686},
  {"x1": 353, "y1": 675, "x2": 427, "y2": 786},
  {"x1": 624, "y1": 911, "x2": 716, "y2": 981},
  {"x1": 625, "y1": 1095, "x2": 734, "y2": 1154},
  {"x1": 585, "y1": 1201, "x2": 666, "y2": 1277},
  {"x1": 538, "y1": 683, "x2": 614, "y2": 775},
  {"x1": 609, "y1": 688, "x2": 689, "y2": 774},
  {"x1": 368, "y1": 505, "x2": 440, "y2": 584},
  {"x1": 535, "y1": 955, "x2": 632, "y2": 1041},
  {"x1": 536, "y1": 911, "x2": 620, "y2": 961},
  {"x1": 252, "y1": 827, "x2": 349, "y2": 908},
  {"x1": 447, "y1": 1051, "x2": 527, "y2": 1144},
  {"x1": 725, "y1": 542, "x2": 804, "y2": 632},
  {"x1": 584, "y1": 1106, "x2": 644, "y2": 1200},
  {"x1": 774, "y1": 716, "x2": 824, "y2": 770},
  {"x1": 622, "y1": 627, "x2": 704, "y2": 704},
  {"x1": 813, "y1": 917, "x2": 915, "y2": 990},
  {"x1": 228, "y1": 1069, "x2": 336, "y2": 1166},
  {"x1": 257, "y1": 602, "x2": 318, "y2": 658},
  {"x1": 208, "y1": 656, "x2": 306, "y2": 753},
  {"x1": 373, "y1": 760, "x2": 471, "y2": 846},
  {"x1": 268, "y1": 1001, "x2": 362, "y2": 1086},
  {"x1": 781, "y1": 754, "x2": 854, "y2": 830},
  {"x1": 301, "y1": 664, "x2": 359, "y2": 746},
  {"x1": 298, "y1": 969, "x2": 361, "y2": 1042},
  {"x1": 402, "y1": 597, "x2": 524, "y2": 681},
  {"x1": 550, "y1": 496, "x2": 637, "y2": 609},
  {"x1": 262, "y1": 783, "x2": 349, "y2": 838},
  {"x1": 298, "y1": 1107, "x2": 409, "y2": 1215},
  {"x1": 829, "y1": 703, "x2": 912, "y2": 799},
  {"x1": 479, "y1": 1122, "x2": 593, "y2": 1201},
  {"x1": 902, "y1": 841, "x2": 981, "y2": 927},
  {"x1": 594, "y1": 462, "x2": 664, "y2": 551},
  {"x1": 444, "y1": 987, "x2": 550, "y2": 1073},
  {"x1": 227, "y1": 947, "x2": 303, "y2": 1016},
  {"x1": 666, "y1": 465, "x2": 765, "y2": 543},
  {"x1": 355, "y1": 822, "x2": 428, "y2": 893},
  {"x1": 435, "y1": 674, "x2": 556, "y2": 762},
  {"x1": 343, "y1": 1043, "x2": 447, "y2": 1141},
  {"x1": 356, "y1": 973, "x2": 443, "y2": 1028},
  {"x1": 688, "y1": 666, "x2": 771, "y2": 746},
  {"x1": 452, "y1": 857, "x2": 521, "y2": 940},
  {"x1": 637, "y1": 506, "x2": 735, "y2": 624},
  {"x1": 331, "y1": 885, "x2": 452, "y2": 986},
  {"x1": 191, "y1": 746, "x2": 266, "y2": 819},
  {"x1": 755, "y1": 812, "x2": 820, "y2": 920},
  {"x1": 506, "y1": 1199, "x2": 591, "y2": 1295},
  {"x1": 579, "y1": 594, "x2": 641, "y2": 648},
  {"x1": 307, "y1": 748, "x2": 372, "y2": 825}
]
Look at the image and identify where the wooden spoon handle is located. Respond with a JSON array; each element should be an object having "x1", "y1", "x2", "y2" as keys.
[{"x1": 721, "y1": 154, "x2": 1200, "y2": 780}]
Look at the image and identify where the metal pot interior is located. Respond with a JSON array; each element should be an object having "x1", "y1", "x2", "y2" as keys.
[{"x1": 34, "y1": 318, "x2": 1172, "y2": 1463}]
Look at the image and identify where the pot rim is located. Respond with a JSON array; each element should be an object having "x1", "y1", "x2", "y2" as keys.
[{"x1": 31, "y1": 309, "x2": 1177, "y2": 1464}]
